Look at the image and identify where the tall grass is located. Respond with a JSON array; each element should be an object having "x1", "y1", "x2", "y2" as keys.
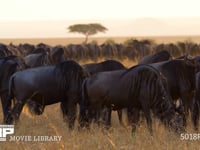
[{"x1": 0, "y1": 103, "x2": 199, "y2": 150}]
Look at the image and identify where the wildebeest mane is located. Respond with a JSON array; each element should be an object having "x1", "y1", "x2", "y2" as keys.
[
  {"x1": 121, "y1": 64, "x2": 177, "y2": 126},
  {"x1": 54, "y1": 60, "x2": 84, "y2": 97}
]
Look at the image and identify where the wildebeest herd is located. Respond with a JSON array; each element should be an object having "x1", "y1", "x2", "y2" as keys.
[{"x1": 0, "y1": 41, "x2": 200, "y2": 136}]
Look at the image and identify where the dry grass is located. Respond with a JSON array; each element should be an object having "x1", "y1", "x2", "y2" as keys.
[
  {"x1": 0, "y1": 103, "x2": 199, "y2": 150},
  {"x1": 0, "y1": 37, "x2": 200, "y2": 149}
]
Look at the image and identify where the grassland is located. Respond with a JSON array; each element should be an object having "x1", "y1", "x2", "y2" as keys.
[{"x1": 0, "y1": 36, "x2": 200, "y2": 150}]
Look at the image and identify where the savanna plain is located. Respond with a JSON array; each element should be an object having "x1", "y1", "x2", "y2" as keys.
[{"x1": 0, "y1": 36, "x2": 200, "y2": 150}]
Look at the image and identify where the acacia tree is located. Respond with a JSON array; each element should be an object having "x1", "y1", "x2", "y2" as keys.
[{"x1": 67, "y1": 23, "x2": 107, "y2": 43}]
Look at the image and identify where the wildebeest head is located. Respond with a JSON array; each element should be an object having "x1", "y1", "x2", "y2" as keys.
[
  {"x1": 50, "y1": 46, "x2": 66, "y2": 64},
  {"x1": 150, "y1": 67, "x2": 186, "y2": 133},
  {"x1": 26, "y1": 101, "x2": 44, "y2": 115},
  {"x1": 169, "y1": 112, "x2": 186, "y2": 133}
]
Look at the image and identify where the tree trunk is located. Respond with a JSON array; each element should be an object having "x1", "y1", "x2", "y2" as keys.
[{"x1": 84, "y1": 34, "x2": 89, "y2": 44}]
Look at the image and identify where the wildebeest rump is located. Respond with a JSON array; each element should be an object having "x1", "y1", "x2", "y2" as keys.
[
  {"x1": 82, "y1": 59, "x2": 126, "y2": 75},
  {"x1": 79, "y1": 65, "x2": 185, "y2": 134},
  {"x1": 139, "y1": 50, "x2": 171, "y2": 64},
  {"x1": 0, "y1": 55, "x2": 27, "y2": 122},
  {"x1": 5, "y1": 60, "x2": 85, "y2": 129}
]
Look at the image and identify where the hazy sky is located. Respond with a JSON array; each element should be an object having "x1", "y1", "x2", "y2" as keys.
[{"x1": 0, "y1": 0, "x2": 200, "y2": 37}]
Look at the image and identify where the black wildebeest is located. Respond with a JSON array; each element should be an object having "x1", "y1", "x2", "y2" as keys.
[
  {"x1": 139, "y1": 50, "x2": 171, "y2": 64},
  {"x1": 5, "y1": 60, "x2": 85, "y2": 129},
  {"x1": 0, "y1": 55, "x2": 27, "y2": 123},
  {"x1": 79, "y1": 65, "x2": 185, "y2": 134}
]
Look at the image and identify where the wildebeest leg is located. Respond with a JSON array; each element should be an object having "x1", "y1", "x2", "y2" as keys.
[
  {"x1": 27, "y1": 94, "x2": 45, "y2": 115},
  {"x1": 181, "y1": 92, "x2": 193, "y2": 116},
  {"x1": 101, "y1": 107, "x2": 112, "y2": 129},
  {"x1": 141, "y1": 106, "x2": 153, "y2": 135},
  {"x1": 60, "y1": 102, "x2": 68, "y2": 121},
  {"x1": 127, "y1": 107, "x2": 140, "y2": 134},
  {"x1": 117, "y1": 110, "x2": 123, "y2": 126},
  {"x1": 192, "y1": 97, "x2": 200, "y2": 130},
  {"x1": 95, "y1": 110, "x2": 101, "y2": 125},
  {"x1": 11, "y1": 100, "x2": 26, "y2": 123},
  {"x1": 68, "y1": 102, "x2": 77, "y2": 129},
  {"x1": 4, "y1": 94, "x2": 15, "y2": 124},
  {"x1": 1, "y1": 93, "x2": 12, "y2": 123}
]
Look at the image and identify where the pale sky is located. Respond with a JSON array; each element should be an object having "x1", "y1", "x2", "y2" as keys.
[{"x1": 0, "y1": 0, "x2": 200, "y2": 37}]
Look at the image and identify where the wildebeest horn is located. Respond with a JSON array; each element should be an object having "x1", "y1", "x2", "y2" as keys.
[
  {"x1": 184, "y1": 51, "x2": 193, "y2": 61},
  {"x1": 175, "y1": 99, "x2": 182, "y2": 110}
]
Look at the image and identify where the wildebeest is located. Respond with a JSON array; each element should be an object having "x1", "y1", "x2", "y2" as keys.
[
  {"x1": 49, "y1": 46, "x2": 66, "y2": 64},
  {"x1": 139, "y1": 50, "x2": 171, "y2": 64},
  {"x1": 24, "y1": 46, "x2": 66, "y2": 67},
  {"x1": 191, "y1": 56, "x2": 200, "y2": 130},
  {"x1": 79, "y1": 65, "x2": 185, "y2": 134},
  {"x1": 25, "y1": 51, "x2": 49, "y2": 67},
  {"x1": 5, "y1": 60, "x2": 85, "y2": 129},
  {"x1": 27, "y1": 59, "x2": 127, "y2": 126},
  {"x1": 82, "y1": 59, "x2": 127, "y2": 126},
  {"x1": 0, "y1": 44, "x2": 13, "y2": 57},
  {"x1": 192, "y1": 71, "x2": 200, "y2": 130},
  {"x1": 0, "y1": 55, "x2": 27, "y2": 123},
  {"x1": 150, "y1": 58, "x2": 196, "y2": 117}
]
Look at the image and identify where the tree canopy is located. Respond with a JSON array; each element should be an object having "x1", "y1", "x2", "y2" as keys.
[{"x1": 67, "y1": 23, "x2": 107, "y2": 43}]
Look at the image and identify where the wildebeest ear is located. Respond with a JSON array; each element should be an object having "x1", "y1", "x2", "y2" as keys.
[{"x1": 175, "y1": 99, "x2": 185, "y2": 115}]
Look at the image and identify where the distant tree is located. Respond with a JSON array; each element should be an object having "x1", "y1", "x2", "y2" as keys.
[{"x1": 67, "y1": 23, "x2": 107, "y2": 44}]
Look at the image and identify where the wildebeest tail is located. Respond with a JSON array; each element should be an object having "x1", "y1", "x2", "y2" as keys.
[
  {"x1": 192, "y1": 74, "x2": 200, "y2": 130},
  {"x1": 81, "y1": 79, "x2": 89, "y2": 112},
  {"x1": 79, "y1": 78, "x2": 89, "y2": 127},
  {"x1": 7, "y1": 74, "x2": 15, "y2": 105}
]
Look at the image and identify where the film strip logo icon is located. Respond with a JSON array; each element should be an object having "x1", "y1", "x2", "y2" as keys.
[{"x1": 0, "y1": 125, "x2": 14, "y2": 141}]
